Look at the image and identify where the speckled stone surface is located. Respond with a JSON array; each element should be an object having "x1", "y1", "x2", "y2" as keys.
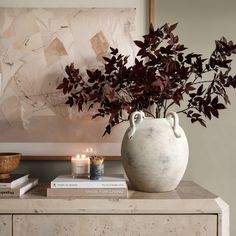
[
  {"x1": 0, "y1": 181, "x2": 229, "y2": 236},
  {"x1": 0, "y1": 215, "x2": 12, "y2": 236},
  {"x1": 13, "y1": 214, "x2": 217, "y2": 236}
]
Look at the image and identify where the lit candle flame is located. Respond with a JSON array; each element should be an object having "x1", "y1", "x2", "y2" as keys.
[
  {"x1": 81, "y1": 154, "x2": 86, "y2": 158},
  {"x1": 86, "y1": 147, "x2": 93, "y2": 153},
  {"x1": 75, "y1": 154, "x2": 87, "y2": 159}
]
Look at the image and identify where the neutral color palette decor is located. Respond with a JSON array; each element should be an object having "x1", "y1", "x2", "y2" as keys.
[
  {"x1": 0, "y1": 8, "x2": 135, "y2": 143},
  {"x1": 58, "y1": 22, "x2": 236, "y2": 192},
  {"x1": 0, "y1": 153, "x2": 21, "y2": 179},
  {"x1": 0, "y1": 181, "x2": 228, "y2": 236},
  {"x1": 121, "y1": 111, "x2": 188, "y2": 192}
]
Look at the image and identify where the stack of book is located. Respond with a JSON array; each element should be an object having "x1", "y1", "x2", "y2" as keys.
[
  {"x1": 0, "y1": 174, "x2": 38, "y2": 197},
  {"x1": 47, "y1": 174, "x2": 128, "y2": 198}
]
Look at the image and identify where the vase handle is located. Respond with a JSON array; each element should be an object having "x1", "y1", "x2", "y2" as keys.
[
  {"x1": 128, "y1": 111, "x2": 145, "y2": 139},
  {"x1": 166, "y1": 112, "x2": 181, "y2": 138}
]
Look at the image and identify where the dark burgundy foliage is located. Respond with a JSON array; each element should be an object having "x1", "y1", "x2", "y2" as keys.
[{"x1": 57, "y1": 23, "x2": 236, "y2": 135}]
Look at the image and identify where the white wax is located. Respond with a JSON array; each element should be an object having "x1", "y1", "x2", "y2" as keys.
[{"x1": 71, "y1": 154, "x2": 90, "y2": 177}]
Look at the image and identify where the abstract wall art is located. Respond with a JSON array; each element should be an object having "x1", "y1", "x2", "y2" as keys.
[{"x1": 0, "y1": 8, "x2": 136, "y2": 143}]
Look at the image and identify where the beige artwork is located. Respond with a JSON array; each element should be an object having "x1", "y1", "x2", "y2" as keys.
[{"x1": 0, "y1": 8, "x2": 136, "y2": 142}]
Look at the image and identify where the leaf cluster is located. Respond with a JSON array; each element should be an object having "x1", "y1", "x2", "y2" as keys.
[{"x1": 57, "y1": 23, "x2": 236, "y2": 135}]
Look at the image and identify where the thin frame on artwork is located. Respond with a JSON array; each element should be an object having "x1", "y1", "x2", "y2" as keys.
[{"x1": 0, "y1": 0, "x2": 155, "y2": 161}]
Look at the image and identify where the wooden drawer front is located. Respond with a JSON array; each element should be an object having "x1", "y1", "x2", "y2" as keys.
[
  {"x1": 13, "y1": 214, "x2": 217, "y2": 236},
  {"x1": 0, "y1": 215, "x2": 12, "y2": 236}
]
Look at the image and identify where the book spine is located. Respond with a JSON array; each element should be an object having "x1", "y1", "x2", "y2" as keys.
[
  {"x1": 19, "y1": 179, "x2": 38, "y2": 196},
  {"x1": 0, "y1": 183, "x2": 11, "y2": 188},
  {"x1": 51, "y1": 182, "x2": 127, "y2": 189},
  {"x1": 0, "y1": 189, "x2": 18, "y2": 197},
  {"x1": 47, "y1": 188, "x2": 128, "y2": 198},
  {"x1": 11, "y1": 175, "x2": 29, "y2": 188},
  {"x1": 0, "y1": 175, "x2": 29, "y2": 189},
  {"x1": 0, "y1": 179, "x2": 38, "y2": 197}
]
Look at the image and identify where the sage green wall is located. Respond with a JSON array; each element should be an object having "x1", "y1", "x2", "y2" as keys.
[
  {"x1": 1, "y1": 0, "x2": 235, "y2": 234},
  {"x1": 156, "y1": 0, "x2": 236, "y2": 234}
]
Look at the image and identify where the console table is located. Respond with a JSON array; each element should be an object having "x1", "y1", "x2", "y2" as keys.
[{"x1": 0, "y1": 181, "x2": 229, "y2": 236}]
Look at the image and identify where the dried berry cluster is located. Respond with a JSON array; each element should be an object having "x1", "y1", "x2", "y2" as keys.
[{"x1": 57, "y1": 23, "x2": 236, "y2": 135}]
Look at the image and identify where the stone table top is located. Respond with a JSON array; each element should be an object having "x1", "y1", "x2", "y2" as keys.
[{"x1": 0, "y1": 181, "x2": 227, "y2": 215}]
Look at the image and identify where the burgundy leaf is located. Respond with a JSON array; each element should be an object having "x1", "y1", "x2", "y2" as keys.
[
  {"x1": 134, "y1": 40, "x2": 145, "y2": 48},
  {"x1": 209, "y1": 107, "x2": 219, "y2": 118},
  {"x1": 57, "y1": 83, "x2": 65, "y2": 90},
  {"x1": 110, "y1": 47, "x2": 118, "y2": 55},
  {"x1": 185, "y1": 82, "x2": 195, "y2": 93},
  {"x1": 216, "y1": 103, "x2": 226, "y2": 109},
  {"x1": 57, "y1": 23, "x2": 236, "y2": 135},
  {"x1": 197, "y1": 84, "x2": 204, "y2": 95},
  {"x1": 198, "y1": 119, "x2": 207, "y2": 127},
  {"x1": 169, "y1": 23, "x2": 178, "y2": 32}
]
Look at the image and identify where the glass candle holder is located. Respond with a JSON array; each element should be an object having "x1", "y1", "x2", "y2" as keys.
[
  {"x1": 71, "y1": 154, "x2": 90, "y2": 178},
  {"x1": 90, "y1": 156, "x2": 104, "y2": 180}
]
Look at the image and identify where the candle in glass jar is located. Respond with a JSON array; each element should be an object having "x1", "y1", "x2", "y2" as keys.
[
  {"x1": 90, "y1": 156, "x2": 105, "y2": 180},
  {"x1": 71, "y1": 154, "x2": 90, "y2": 178}
]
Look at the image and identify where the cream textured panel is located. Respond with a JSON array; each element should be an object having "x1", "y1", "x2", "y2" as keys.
[
  {"x1": 0, "y1": 215, "x2": 12, "y2": 236},
  {"x1": 13, "y1": 214, "x2": 217, "y2": 236}
]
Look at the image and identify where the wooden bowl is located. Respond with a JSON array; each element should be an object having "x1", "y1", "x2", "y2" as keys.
[{"x1": 0, "y1": 153, "x2": 21, "y2": 179}]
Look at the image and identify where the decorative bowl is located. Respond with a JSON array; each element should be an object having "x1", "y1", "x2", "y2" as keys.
[{"x1": 0, "y1": 153, "x2": 21, "y2": 179}]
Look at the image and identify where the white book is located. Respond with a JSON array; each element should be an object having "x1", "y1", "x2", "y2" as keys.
[
  {"x1": 0, "y1": 178, "x2": 38, "y2": 197},
  {"x1": 51, "y1": 174, "x2": 127, "y2": 189},
  {"x1": 0, "y1": 174, "x2": 29, "y2": 188}
]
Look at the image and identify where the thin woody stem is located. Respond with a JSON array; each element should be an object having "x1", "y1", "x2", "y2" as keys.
[
  {"x1": 143, "y1": 110, "x2": 155, "y2": 118},
  {"x1": 193, "y1": 80, "x2": 213, "y2": 85},
  {"x1": 177, "y1": 108, "x2": 189, "y2": 114},
  {"x1": 164, "y1": 101, "x2": 175, "y2": 115}
]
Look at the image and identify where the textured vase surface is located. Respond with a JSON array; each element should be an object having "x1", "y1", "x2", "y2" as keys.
[{"x1": 121, "y1": 111, "x2": 189, "y2": 192}]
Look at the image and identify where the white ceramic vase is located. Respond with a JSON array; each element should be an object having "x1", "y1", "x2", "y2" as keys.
[{"x1": 121, "y1": 111, "x2": 189, "y2": 192}]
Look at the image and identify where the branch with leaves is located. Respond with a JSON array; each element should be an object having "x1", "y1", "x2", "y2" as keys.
[{"x1": 57, "y1": 23, "x2": 236, "y2": 135}]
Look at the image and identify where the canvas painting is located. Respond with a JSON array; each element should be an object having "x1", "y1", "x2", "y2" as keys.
[{"x1": 0, "y1": 8, "x2": 136, "y2": 142}]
